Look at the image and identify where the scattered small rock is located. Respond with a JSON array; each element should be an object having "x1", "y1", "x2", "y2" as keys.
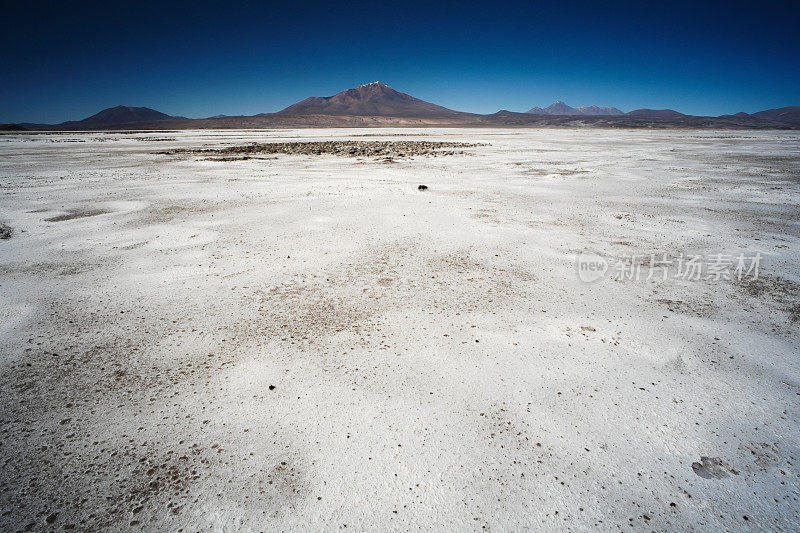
[
  {"x1": 269, "y1": 385, "x2": 276, "y2": 391},
  {"x1": 418, "y1": 184, "x2": 428, "y2": 190}
]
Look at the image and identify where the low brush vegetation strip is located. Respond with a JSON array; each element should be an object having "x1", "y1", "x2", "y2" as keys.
[{"x1": 164, "y1": 140, "x2": 483, "y2": 157}]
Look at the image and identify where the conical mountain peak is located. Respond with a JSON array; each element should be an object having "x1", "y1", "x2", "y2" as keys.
[{"x1": 276, "y1": 82, "x2": 467, "y2": 118}]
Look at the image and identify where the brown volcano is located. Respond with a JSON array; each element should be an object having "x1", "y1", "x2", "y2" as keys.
[{"x1": 276, "y1": 82, "x2": 471, "y2": 118}]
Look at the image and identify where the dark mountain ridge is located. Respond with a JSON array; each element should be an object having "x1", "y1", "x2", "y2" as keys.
[
  {"x1": 751, "y1": 106, "x2": 800, "y2": 125},
  {"x1": 18, "y1": 106, "x2": 184, "y2": 130},
  {"x1": 625, "y1": 109, "x2": 686, "y2": 118},
  {"x1": 75, "y1": 105, "x2": 176, "y2": 125}
]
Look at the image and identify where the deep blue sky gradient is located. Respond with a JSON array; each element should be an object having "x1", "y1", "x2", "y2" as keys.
[{"x1": 2, "y1": 0, "x2": 799, "y2": 123}]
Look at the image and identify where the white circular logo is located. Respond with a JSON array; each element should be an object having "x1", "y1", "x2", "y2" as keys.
[{"x1": 576, "y1": 251, "x2": 608, "y2": 283}]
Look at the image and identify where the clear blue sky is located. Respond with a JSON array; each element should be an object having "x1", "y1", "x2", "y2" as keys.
[{"x1": 2, "y1": 0, "x2": 798, "y2": 123}]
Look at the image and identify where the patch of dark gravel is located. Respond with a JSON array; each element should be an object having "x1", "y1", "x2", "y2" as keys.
[
  {"x1": 201, "y1": 155, "x2": 278, "y2": 162},
  {"x1": 44, "y1": 209, "x2": 110, "y2": 222},
  {"x1": 0, "y1": 223, "x2": 11, "y2": 239},
  {"x1": 163, "y1": 140, "x2": 482, "y2": 158}
]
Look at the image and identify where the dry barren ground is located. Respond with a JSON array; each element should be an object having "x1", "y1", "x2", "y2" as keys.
[{"x1": 0, "y1": 128, "x2": 799, "y2": 531}]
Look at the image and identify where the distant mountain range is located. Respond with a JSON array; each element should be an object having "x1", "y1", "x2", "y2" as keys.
[
  {"x1": 526, "y1": 101, "x2": 624, "y2": 116},
  {"x1": 5, "y1": 82, "x2": 799, "y2": 130}
]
